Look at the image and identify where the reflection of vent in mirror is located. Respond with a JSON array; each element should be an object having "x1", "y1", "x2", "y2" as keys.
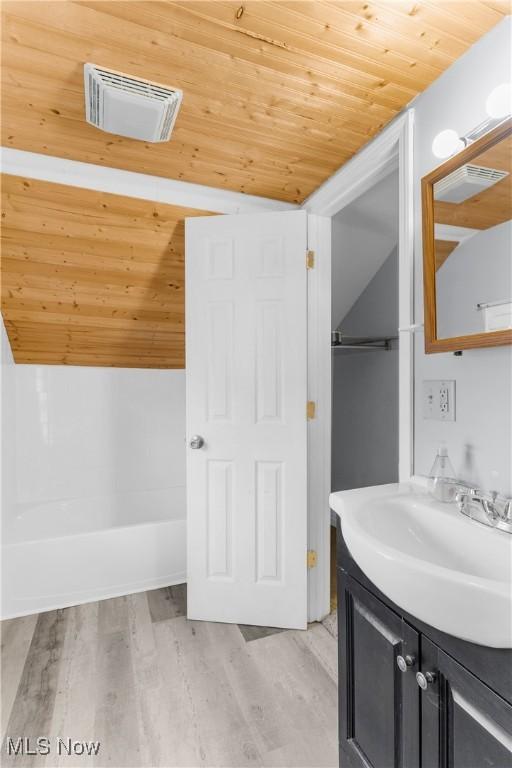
[{"x1": 434, "y1": 164, "x2": 508, "y2": 203}]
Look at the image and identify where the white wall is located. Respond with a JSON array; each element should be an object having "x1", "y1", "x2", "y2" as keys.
[
  {"x1": 436, "y1": 221, "x2": 512, "y2": 338},
  {"x1": 1, "y1": 320, "x2": 16, "y2": 527},
  {"x1": 413, "y1": 16, "x2": 512, "y2": 496},
  {"x1": 332, "y1": 249, "x2": 399, "y2": 493},
  {"x1": 14, "y1": 365, "x2": 186, "y2": 507},
  {"x1": 331, "y1": 171, "x2": 398, "y2": 330}
]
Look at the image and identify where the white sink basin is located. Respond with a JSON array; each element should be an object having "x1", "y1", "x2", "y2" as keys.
[{"x1": 330, "y1": 483, "x2": 512, "y2": 648}]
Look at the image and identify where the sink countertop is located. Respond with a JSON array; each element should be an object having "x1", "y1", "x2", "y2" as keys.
[
  {"x1": 330, "y1": 482, "x2": 512, "y2": 648},
  {"x1": 330, "y1": 481, "x2": 429, "y2": 519}
]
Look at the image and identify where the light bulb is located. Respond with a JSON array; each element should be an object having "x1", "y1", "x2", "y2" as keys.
[
  {"x1": 485, "y1": 83, "x2": 512, "y2": 119},
  {"x1": 432, "y1": 129, "x2": 465, "y2": 159}
]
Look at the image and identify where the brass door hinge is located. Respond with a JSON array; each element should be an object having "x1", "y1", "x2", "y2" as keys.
[
  {"x1": 307, "y1": 550, "x2": 317, "y2": 568},
  {"x1": 307, "y1": 400, "x2": 316, "y2": 420},
  {"x1": 306, "y1": 250, "x2": 315, "y2": 269}
]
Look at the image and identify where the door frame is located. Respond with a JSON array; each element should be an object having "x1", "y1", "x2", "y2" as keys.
[{"x1": 302, "y1": 109, "x2": 415, "y2": 622}]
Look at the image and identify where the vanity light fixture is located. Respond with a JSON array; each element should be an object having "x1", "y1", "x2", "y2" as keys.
[
  {"x1": 432, "y1": 82, "x2": 512, "y2": 159},
  {"x1": 431, "y1": 129, "x2": 465, "y2": 159},
  {"x1": 486, "y1": 82, "x2": 512, "y2": 119}
]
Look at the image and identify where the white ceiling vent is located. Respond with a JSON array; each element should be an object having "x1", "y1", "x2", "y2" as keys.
[
  {"x1": 434, "y1": 163, "x2": 508, "y2": 203},
  {"x1": 84, "y1": 63, "x2": 183, "y2": 143}
]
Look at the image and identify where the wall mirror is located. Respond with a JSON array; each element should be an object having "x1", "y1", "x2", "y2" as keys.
[{"x1": 422, "y1": 117, "x2": 512, "y2": 353}]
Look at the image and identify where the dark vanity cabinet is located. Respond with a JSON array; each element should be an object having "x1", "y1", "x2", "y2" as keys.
[
  {"x1": 337, "y1": 523, "x2": 512, "y2": 768},
  {"x1": 420, "y1": 638, "x2": 512, "y2": 768},
  {"x1": 338, "y1": 573, "x2": 420, "y2": 768}
]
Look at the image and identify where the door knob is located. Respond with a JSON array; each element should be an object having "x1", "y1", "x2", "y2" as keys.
[
  {"x1": 416, "y1": 671, "x2": 437, "y2": 690},
  {"x1": 189, "y1": 435, "x2": 205, "y2": 449},
  {"x1": 397, "y1": 654, "x2": 416, "y2": 672}
]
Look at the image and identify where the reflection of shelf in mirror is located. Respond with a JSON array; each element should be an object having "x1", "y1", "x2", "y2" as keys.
[
  {"x1": 476, "y1": 299, "x2": 512, "y2": 332},
  {"x1": 476, "y1": 298, "x2": 512, "y2": 309},
  {"x1": 434, "y1": 224, "x2": 479, "y2": 242}
]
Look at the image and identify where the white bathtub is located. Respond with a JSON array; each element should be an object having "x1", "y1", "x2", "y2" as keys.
[{"x1": 1, "y1": 487, "x2": 186, "y2": 619}]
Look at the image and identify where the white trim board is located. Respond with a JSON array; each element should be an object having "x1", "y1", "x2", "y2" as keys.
[
  {"x1": 1, "y1": 572, "x2": 186, "y2": 621},
  {"x1": 306, "y1": 213, "x2": 332, "y2": 623},
  {"x1": 303, "y1": 109, "x2": 415, "y2": 622},
  {"x1": 0, "y1": 148, "x2": 298, "y2": 215},
  {"x1": 397, "y1": 110, "x2": 415, "y2": 485},
  {"x1": 303, "y1": 113, "x2": 409, "y2": 217}
]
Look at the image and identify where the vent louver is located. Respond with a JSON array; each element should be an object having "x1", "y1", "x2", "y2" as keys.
[
  {"x1": 434, "y1": 163, "x2": 508, "y2": 203},
  {"x1": 84, "y1": 63, "x2": 183, "y2": 143}
]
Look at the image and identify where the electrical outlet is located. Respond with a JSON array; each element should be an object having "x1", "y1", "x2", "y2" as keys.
[{"x1": 423, "y1": 380, "x2": 456, "y2": 421}]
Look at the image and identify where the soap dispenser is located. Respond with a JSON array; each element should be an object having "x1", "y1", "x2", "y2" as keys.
[{"x1": 428, "y1": 444, "x2": 457, "y2": 503}]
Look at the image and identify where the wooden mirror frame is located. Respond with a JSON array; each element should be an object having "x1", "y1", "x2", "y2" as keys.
[{"x1": 422, "y1": 117, "x2": 512, "y2": 353}]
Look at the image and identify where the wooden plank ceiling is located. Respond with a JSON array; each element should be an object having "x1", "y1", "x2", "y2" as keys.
[
  {"x1": 1, "y1": 0, "x2": 508, "y2": 368},
  {"x1": 2, "y1": 0, "x2": 509, "y2": 203},
  {"x1": 1, "y1": 176, "x2": 209, "y2": 367}
]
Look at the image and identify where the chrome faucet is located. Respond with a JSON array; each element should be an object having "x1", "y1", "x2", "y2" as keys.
[{"x1": 455, "y1": 486, "x2": 512, "y2": 533}]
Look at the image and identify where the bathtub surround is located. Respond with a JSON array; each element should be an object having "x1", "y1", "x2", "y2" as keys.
[
  {"x1": 2, "y1": 489, "x2": 186, "y2": 618},
  {"x1": 412, "y1": 16, "x2": 512, "y2": 496},
  {"x1": 0, "y1": 319, "x2": 15, "y2": 528},
  {"x1": 14, "y1": 364, "x2": 185, "y2": 505},
  {"x1": 1, "y1": 360, "x2": 187, "y2": 618}
]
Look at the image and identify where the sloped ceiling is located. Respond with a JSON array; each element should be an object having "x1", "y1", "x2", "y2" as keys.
[
  {"x1": 332, "y1": 171, "x2": 399, "y2": 330},
  {"x1": 1, "y1": 0, "x2": 508, "y2": 204},
  {"x1": 1, "y1": 175, "x2": 209, "y2": 367}
]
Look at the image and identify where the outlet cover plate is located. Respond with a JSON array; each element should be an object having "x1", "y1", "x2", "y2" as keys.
[{"x1": 423, "y1": 380, "x2": 456, "y2": 421}]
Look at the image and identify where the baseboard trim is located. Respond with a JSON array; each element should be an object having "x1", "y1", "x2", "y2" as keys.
[{"x1": 1, "y1": 572, "x2": 187, "y2": 620}]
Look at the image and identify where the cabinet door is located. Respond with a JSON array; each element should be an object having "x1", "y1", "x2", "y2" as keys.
[
  {"x1": 338, "y1": 572, "x2": 420, "y2": 768},
  {"x1": 421, "y1": 636, "x2": 512, "y2": 768}
]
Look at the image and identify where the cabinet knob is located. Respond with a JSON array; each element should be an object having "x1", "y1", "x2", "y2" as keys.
[
  {"x1": 416, "y1": 671, "x2": 437, "y2": 690},
  {"x1": 397, "y1": 654, "x2": 416, "y2": 672}
]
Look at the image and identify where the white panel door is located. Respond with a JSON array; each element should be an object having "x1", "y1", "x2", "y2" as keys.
[{"x1": 185, "y1": 210, "x2": 308, "y2": 629}]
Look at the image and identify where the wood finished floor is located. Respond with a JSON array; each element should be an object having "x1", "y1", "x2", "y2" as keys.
[{"x1": 1, "y1": 586, "x2": 338, "y2": 768}]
